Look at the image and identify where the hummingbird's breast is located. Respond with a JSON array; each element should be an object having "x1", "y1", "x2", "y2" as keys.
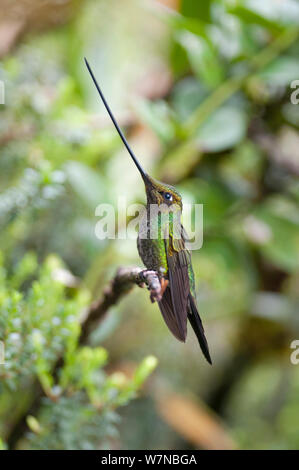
[{"x1": 137, "y1": 206, "x2": 168, "y2": 273}]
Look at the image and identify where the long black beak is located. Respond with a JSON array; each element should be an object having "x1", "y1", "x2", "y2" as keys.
[{"x1": 84, "y1": 58, "x2": 149, "y2": 183}]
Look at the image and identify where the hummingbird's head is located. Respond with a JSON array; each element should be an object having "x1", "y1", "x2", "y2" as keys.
[{"x1": 142, "y1": 174, "x2": 182, "y2": 210}]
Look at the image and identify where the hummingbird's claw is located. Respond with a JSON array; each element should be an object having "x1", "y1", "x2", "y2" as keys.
[{"x1": 139, "y1": 269, "x2": 166, "y2": 303}]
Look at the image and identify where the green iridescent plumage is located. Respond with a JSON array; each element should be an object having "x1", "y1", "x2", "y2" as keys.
[
  {"x1": 85, "y1": 59, "x2": 211, "y2": 364},
  {"x1": 136, "y1": 174, "x2": 211, "y2": 363}
]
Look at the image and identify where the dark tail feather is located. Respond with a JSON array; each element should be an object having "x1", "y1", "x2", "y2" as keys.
[{"x1": 188, "y1": 294, "x2": 212, "y2": 365}]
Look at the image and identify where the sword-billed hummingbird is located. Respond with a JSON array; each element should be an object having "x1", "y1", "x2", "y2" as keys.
[{"x1": 85, "y1": 59, "x2": 212, "y2": 364}]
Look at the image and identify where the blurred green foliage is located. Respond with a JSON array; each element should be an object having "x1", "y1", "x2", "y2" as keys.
[
  {"x1": 0, "y1": 0, "x2": 299, "y2": 450},
  {"x1": 0, "y1": 251, "x2": 157, "y2": 449}
]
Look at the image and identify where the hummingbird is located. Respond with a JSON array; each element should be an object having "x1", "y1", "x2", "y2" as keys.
[{"x1": 85, "y1": 59, "x2": 212, "y2": 364}]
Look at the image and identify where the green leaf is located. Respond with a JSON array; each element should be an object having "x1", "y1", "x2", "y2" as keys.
[
  {"x1": 27, "y1": 415, "x2": 43, "y2": 435},
  {"x1": 228, "y1": 4, "x2": 284, "y2": 34},
  {"x1": 180, "y1": 0, "x2": 212, "y2": 22},
  {"x1": 65, "y1": 161, "x2": 106, "y2": 208},
  {"x1": 135, "y1": 100, "x2": 176, "y2": 143},
  {"x1": 133, "y1": 355, "x2": 158, "y2": 388},
  {"x1": 195, "y1": 105, "x2": 248, "y2": 152},
  {"x1": 193, "y1": 237, "x2": 256, "y2": 318},
  {"x1": 0, "y1": 438, "x2": 7, "y2": 450},
  {"x1": 180, "y1": 178, "x2": 236, "y2": 229},
  {"x1": 162, "y1": 11, "x2": 207, "y2": 38},
  {"x1": 219, "y1": 141, "x2": 263, "y2": 197},
  {"x1": 180, "y1": 0, "x2": 212, "y2": 23},
  {"x1": 11, "y1": 252, "x2": 38, "y2": 289},
  {"x1": 177, "y1": 31, "x2": 225, "y2": 89},
  {"x1": 247, "y1": 201, "x2": 299, "y2": 272},
  {"x1": 256, "y1": 56, "x2": 299, "y2": 88},
  {"x1": 171, "y1": 77, "x2": 209, "y2": 121},
  {"x1": 230, "y1": 0, "x2": 299, "y2": 28}
]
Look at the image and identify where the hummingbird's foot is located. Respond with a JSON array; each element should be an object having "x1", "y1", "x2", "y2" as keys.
[
  {"x1": 138, "y1": 269, "x2": 150, "y2": 287},
  {"x1": 139, "y1": 269, "x2": 164, "y2": 303}
]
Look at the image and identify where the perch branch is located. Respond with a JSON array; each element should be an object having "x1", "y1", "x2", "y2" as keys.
[{"x1": 79, "y1": 267, "x2": 164, "y2": 343}]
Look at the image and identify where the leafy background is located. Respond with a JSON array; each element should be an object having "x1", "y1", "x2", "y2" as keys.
[{"x1": 0, "y1": 0, "x2": 299, "y2": 450}]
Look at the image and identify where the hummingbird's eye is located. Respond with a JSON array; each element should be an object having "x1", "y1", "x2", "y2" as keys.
[{"x1": 164, "y1": 192, "x2": 172, "y2": 201}]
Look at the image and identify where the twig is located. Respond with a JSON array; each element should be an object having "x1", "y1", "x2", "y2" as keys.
[{"x1": 79, "y1": 267, "x2": 163, "y2": 343}]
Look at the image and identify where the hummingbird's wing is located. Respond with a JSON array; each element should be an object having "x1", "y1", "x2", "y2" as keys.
[
  {"x1": 159, "y1": 227, "x2": 212, "y2": 364},
  {"x1": 158, "y1": 287, "x2": 185, "y2": 341},
  {"x1": 158, "y1": 234, "x2": 190, "y2": 342},
  {"x1": 188, "y1": 293, "x2": 212, "y2": 364}
]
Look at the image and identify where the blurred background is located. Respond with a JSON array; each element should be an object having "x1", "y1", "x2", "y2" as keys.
[{"x1": 0, "y1": 0, "x2": 299, "y2": 450}]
